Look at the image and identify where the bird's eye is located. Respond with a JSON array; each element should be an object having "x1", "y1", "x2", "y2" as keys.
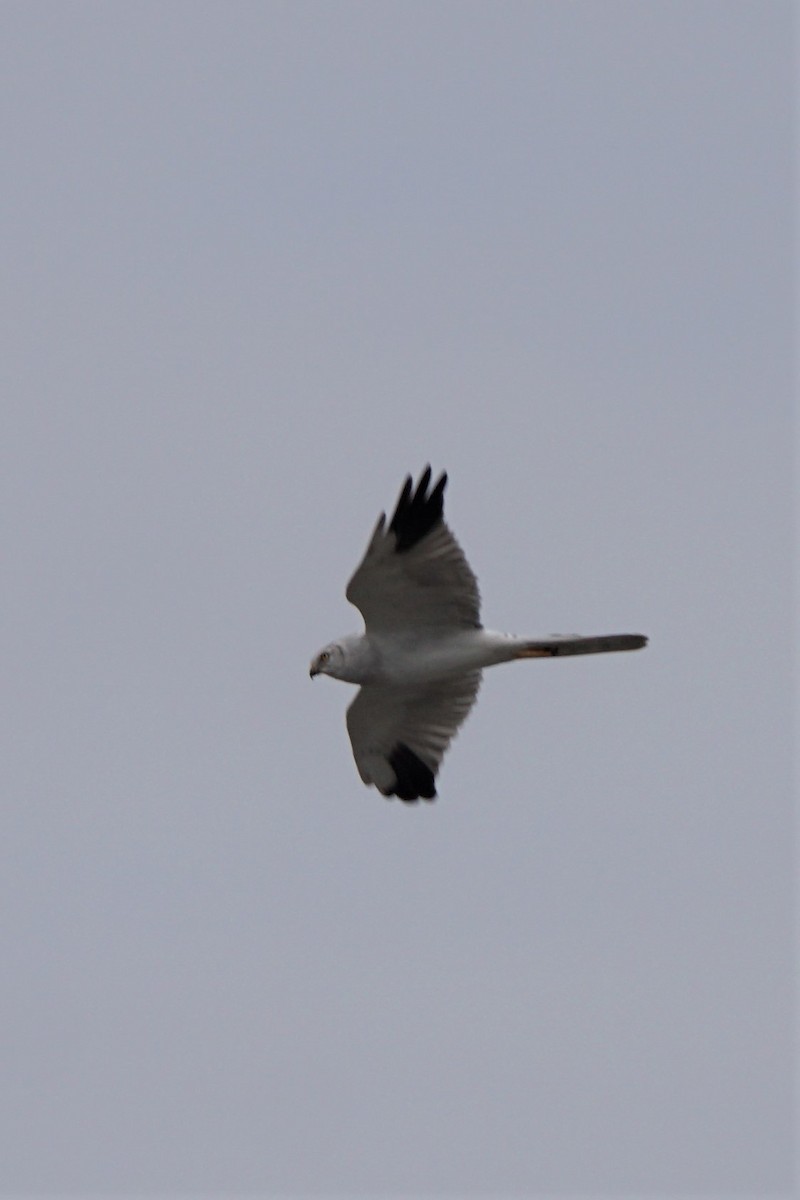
[{"x1": 320, "y1": 650, "x2": 330, "y2": 663}]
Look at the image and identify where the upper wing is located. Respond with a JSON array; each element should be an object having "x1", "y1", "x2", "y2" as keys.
[
  {"x1": 346, "y1": 467, "x2": 481, "y2": 634},
  {"x1": 346, "y1": 672, "x2": 482, "y2": 802}
]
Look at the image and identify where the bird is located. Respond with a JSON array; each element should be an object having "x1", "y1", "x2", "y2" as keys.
[{"x1": 310, "y1": 467, "x2": 647, "y2": 803}]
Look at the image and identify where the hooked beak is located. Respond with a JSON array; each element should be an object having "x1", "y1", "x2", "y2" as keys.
[{"x1": 309, "y1": 665, "x2": 319, "y2": 679}]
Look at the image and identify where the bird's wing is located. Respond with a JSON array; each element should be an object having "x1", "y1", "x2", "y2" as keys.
[
  {"x1": 346, "y1": 672, "x2": 482, "y2": 802},
  {"x1": 346, "y1": 467, "x2": 481, "y2": 633}
]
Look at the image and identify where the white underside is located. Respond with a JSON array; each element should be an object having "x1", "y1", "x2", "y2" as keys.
[
  {"x1": 341, "y1": 627, "x2": 524, "y2": 686},
  {"x1": 374, "y1": 628, "x2": 525, "y2": 686}
]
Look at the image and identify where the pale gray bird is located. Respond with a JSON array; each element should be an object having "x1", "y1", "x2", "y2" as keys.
[{"x1": 310, "y1": 467, "x2": 647, "y2": 802}]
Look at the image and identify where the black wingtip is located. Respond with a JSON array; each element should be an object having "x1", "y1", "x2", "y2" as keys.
[
  {"x1": 385, "y1": 743, "x2": 437, "y2": 803},
  {"x1": 388, "y1": 467, "x2": 448, "y2": 553}
]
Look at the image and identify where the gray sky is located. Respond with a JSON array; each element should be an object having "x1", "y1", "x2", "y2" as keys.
[{"x1": 1, "y1": 1, "x2": 794, "y2": 1195}]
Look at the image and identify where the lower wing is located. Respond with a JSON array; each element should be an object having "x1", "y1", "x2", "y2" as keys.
[{"x1": 346, "y1": 673, "x2": 482, "y2": 802}]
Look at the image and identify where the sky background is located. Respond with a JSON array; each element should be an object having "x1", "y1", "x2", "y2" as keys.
[{"x1": 1, "y1": 2, "x2": 794, "y2": 1196}]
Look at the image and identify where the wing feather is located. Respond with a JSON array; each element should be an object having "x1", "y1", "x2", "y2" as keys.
[
  {"x1": 346, "y1": 468, "x2": 481, "y2": 633},
  {"x1": 346, "y1": 673, "x2": 482, "y2": 802}
]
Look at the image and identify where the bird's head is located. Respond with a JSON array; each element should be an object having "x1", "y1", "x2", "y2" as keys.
[{"x1": 309, "y1": 642, "x2": 345, "y2": 679}]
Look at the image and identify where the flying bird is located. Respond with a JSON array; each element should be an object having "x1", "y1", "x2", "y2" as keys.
[{"x1": 310, "y1": 468, "x2": 647, "y2": 802}]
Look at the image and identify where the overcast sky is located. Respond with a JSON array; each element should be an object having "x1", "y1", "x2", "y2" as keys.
[{"x1": 1, "y1": 2, "x2": 794, "y2": 1196}]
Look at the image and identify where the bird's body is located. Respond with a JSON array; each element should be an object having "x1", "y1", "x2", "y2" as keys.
[
  {"x1": 317, "y1": 628, "x2": 520, "y2": 685},
  {"x1": 310, "y1": 468, "x2": 647, "y2": 802}
]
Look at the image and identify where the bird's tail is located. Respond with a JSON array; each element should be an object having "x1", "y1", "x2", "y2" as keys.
[{"x1": 515, "y1": 633, "x2": 648, "y2": 658}]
